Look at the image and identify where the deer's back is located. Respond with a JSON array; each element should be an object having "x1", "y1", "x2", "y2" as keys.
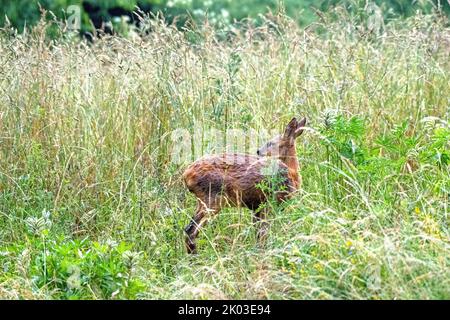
[{"x1": 183, "y1": 153, "x2": 294, "y2": 209}]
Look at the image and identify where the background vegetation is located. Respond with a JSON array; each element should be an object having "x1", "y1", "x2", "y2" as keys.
[
  {"x1": 1, "y1": 0, "x2": 450, "y2": 34},
  {"x1": 0, "y1": 2, "x2": 449, "y2": 299}
]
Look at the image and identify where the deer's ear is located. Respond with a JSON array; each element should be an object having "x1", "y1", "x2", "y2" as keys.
[
  {"x1": 283, "y1": 117, "x2": 298, "y2": 139},
  {"x1": 294, "y1": 117, "x2": 307, "y2": 138}
]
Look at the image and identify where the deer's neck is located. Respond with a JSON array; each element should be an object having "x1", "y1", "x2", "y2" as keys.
[{"x1": 280, "y1": 145, "x2": 300, "y2": 190}]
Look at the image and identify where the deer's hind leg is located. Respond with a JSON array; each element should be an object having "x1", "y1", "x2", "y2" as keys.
[
  {"x1": 253, "y1": 207, "x2": 269, "y2": 244},
  {"x1": 185, "y1": 196, "x2": 221, "y2": 254}
]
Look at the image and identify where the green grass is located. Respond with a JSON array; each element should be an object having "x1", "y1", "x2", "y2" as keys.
[{"x1": 0, "y1": 10, "x2": 449, "y2": 299}]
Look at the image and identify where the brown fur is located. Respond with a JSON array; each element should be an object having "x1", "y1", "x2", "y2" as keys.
[
  {"x1": 184, "y1": 154, "x2": 293, "y2": 210},
  {"x1": 183, "y1": 117, "x2": 307, "y2": 253}
]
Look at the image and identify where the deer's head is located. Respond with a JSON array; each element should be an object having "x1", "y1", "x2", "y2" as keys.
[{"x1": 257, "y1": 117, "x2": 307, "y2": 158}]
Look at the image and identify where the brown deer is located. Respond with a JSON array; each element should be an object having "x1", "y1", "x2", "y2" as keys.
[{"x1": 182, "y1": 117, "x2": 307, "y2": 253}]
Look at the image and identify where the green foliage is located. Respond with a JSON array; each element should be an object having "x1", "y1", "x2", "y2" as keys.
[
  {"x1": 424, "y1": 126, "x2": 450, "y2": 167},
  {"x1": 1, "y1": 232, "x2": 145, "y2": 299},
  {"x1": 320, "y1": 112, "x2": 367, "y2": 165}
]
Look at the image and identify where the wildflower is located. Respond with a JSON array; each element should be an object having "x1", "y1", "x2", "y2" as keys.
[
  {"x1": 314, "y1": 263, "x2": 324, "y2": 272},
  {"x1": 122, "y1": 251, "x2": 142, "y2": 273}
]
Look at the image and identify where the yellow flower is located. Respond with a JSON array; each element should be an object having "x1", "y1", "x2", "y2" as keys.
[
  {"x1": 414, "y1": 207, "x2": 421, "y2": 214},
  {"x1": 314, "y1": 263, "x2": 324, "y2": 272}
]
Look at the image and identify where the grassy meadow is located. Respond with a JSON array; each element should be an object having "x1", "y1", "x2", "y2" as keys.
[{"x1": 0, "y1": 10, "x2": 449, "y2": 299}]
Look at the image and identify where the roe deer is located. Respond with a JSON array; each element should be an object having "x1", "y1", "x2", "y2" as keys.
[{"x1": 183, "y1": 117, "x2": 307, "y2": 253}]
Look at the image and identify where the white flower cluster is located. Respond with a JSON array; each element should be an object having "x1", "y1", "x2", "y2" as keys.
[{"x1": 167, "y1": 0, "x2": 193, "y2": 8}]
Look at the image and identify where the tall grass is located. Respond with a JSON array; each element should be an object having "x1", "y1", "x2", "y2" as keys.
[{"x1": 0, "y1": 9, "x2": 449, "y2": 299}]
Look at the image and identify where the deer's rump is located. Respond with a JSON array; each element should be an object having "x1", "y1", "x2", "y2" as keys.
[{"x1": 183, "y1": 153, "x2": 293, "y2": 210}]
